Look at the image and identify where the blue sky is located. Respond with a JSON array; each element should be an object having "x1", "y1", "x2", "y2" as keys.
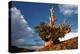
[
  {"x1": 10, "y1": 1, "x2": 78, "y2": 49},
  {"x1": 11, "y1": 1, "x2": 78, "y2": 32}
]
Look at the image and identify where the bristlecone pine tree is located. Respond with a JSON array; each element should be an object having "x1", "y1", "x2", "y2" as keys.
[{"x1": 35, "y1": 7, "x2": 71, "y2": 45}]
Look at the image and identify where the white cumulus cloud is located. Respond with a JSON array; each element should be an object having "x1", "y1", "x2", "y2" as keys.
[
  {"x1": 59, "y1": 4, "x2": 78, "y2": 15},
  {"x1": 11, "y1": 7, "x2": 33, "y2": 45},
  {"x1": 59, "y1": 32, "x2": 78, "y2": 41},
  {"x1": 10, "y1": 7, "x2": 44, "y2": 49}
]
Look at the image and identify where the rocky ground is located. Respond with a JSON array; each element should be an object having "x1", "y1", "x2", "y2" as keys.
[
  {"x1": 9, "y1": 37, "x2": 78, "y2": 53},
  {"x1": 37, "y1": 37, "x2": 78, "y2": 51}
]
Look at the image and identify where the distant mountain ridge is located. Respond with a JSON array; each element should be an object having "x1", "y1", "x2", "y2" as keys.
[{"x1": 9, "y1": 46, "x2": 35, "y2": 53}]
